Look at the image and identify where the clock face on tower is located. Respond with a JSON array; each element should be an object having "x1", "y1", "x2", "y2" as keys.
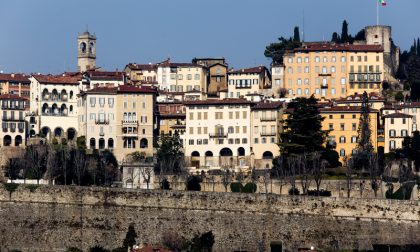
[
  {"x1": 89, "y1": 42, "x2": 94, "y2": 54},
  {"x1": 80, "y1": 42, "x2": 87, "y2": 53}
]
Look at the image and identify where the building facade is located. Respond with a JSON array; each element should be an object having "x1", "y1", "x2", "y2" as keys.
[
  {"x1": 283, "y1": 43, "x2": 383, "y2": 99},
  {"x1": 157, "y1": 62, "x2": 207, "y2": 93},
  {"x1": 0, "y1": 95, "x2": 28, "y2": 147},
  {"x1": 192, "y1": 58, "x2": 228, "y2": 96},
  {"x1": 226, "y1": 66, "x2": 271, "y2": 99},
  {"x1": 383, "y1": 113, "x2": 413, "y2": 153},
  {"x1": 0, "y1": 73, "x2": 31, "y2": 101}
]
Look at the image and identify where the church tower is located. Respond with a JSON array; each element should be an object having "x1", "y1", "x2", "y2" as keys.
[{"x1": 77, "y1": 30, "x2": 96, "y2": 72}]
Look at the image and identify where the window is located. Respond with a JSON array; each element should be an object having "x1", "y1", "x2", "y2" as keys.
[
  {"x1": 390, "y1": 119, "x2": 394, "y2": 124},
  {"x1": 90, "y1": 97, "x2": 96, "y2": 107},
  {"x1": 304, "y1": 67, "x2": 309, "y2": 73},
  {"x1": 287, "y1": 67, "x2": 293, "y2": 74},
  {"x1": 99, "y1": 98, "x2": 105, "y2": 107},
  {"x1": 352, "y1": 123, "x2": 357, "y2": 131},
  {"x1": 390, "y1": 140, "x2": 396, "y2": 150},
  {"x1": 315, "y1": 56, "x2": 320, "y2": 62},
  {"x1": 331, "y1": 66, "x2": 336, "y2": 73},
  {"x1": 242, "y1": 111, "x2": 247, "y2": 119},
  {"x1": 341, "y1": 78, "x2": 346, "y2": 85},
  {"x1": 401, "y1": 130, "x2": 408, "y2": 137},
  {"x1": 194, "y1": 74, "x2": 200, "y2": 80},
  {"x1": 189, "y1": 127, "x2": 194, "y2": 134},
  {"x1": 329, "y1": 123, "x2": 333, "y2": 130},
  {"x1": 332, "y1": 56, "x2": 336, "y2": 62},
  {"x1": 389, "y1": 130, "x2": 396, "y2": 137},
  {"x1": 297, "y1": 57, "x2": 302, "y2": 63},
  {"x1": 189, "y1": 139, "x2": 194, "y2": 145},
  {"x1": 262, "y1": 138, "x2": 267, "y2": 144},
  {"x1": 340, "y1": 149, "x2": 345, "y2": 157},
  {"x1": 331, "y1": 88, "x2": 336, "y2": 95},
  {"x1": 413, "y1": 124, "x2": 418, "y2": 132},
  {"x1": 323, "y1": 57, "x2": 328, "y2": 63},
  {"x1": 189, "y1": 112, "x2": 194, "y2": 120},
  {"x1": 351, "y1": 136, "x2": 357, "y2": 143},
  {"x1": 242, "y1": 138, "x2": 247, "y2": 144},
  {"x1": 304, "y1": 88, "x2": 309, "y2": 95},
  {"x1": 339, "y1": 136, "x2": 346, "y2": 143},
  {"x1": 340, "y1": 123, "x2": 345, "y2": 131},
  {"x1": 254, "y1": 138, "x2": 259, "y2": 144},
  {"x1": 304, "y1": 57, "x2": 309, "y2": 63},
  {"x1": 108, "y1": 98, "x2": 114, "y2": 107},
  {"x1": 402, "y1": 118, "x2": 406, "y2": 124},
  {"x1": 228, "y1": 127, "x2": 234, "y2": 134}
]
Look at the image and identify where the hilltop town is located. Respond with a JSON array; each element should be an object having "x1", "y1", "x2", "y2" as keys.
[{"x1": 0, "y1": 22, "x2": 420, "y2": 251}]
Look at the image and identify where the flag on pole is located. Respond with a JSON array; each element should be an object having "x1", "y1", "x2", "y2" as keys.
[{"x1": 378, "y1": 0, "x2": 387, "y2": 6}]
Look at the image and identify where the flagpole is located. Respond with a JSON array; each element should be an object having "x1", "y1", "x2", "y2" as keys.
[{"x1": 376, "y1": 0, "x2": 379, "y2": 25}]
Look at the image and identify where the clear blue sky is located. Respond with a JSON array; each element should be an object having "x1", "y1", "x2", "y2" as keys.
[{"x1": 0, "y1": 0, "x2": 419, "y2": 74}]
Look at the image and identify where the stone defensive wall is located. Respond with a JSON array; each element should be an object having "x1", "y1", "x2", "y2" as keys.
[{"x1": 0, "y1": 185, "x2": 419, "y2": 251}]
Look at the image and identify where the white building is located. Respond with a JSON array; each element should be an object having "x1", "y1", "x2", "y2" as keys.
[{"x1": 227, "y1": 66, "x2": 271, "y2": 99}]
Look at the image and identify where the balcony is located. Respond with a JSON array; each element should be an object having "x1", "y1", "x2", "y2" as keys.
[
  {"x1": 260, "y1": 132, "x2": 277, "y2": 137},
  {"x1": 321, "y1": 84, "x2": 328, "y2": 89},
  {"x1": 209, "y1": 133, "x2": 228, "y2": 138},
  {"x1": 122, "y1": 120, "x2": 138, "y2": 126},
  {"x1": 95, "y1": 119, "x2": 110, "y2": 125},
  {"x1": 235, "y1": 84, "x2": 251, "y2": 89},
  {"x1": 1, "y1": 106, "x2": 26, "y2": 110},
  {"x1": 42, "y1": 112, "x2": 68, "y2": 117},
  {"x1": 99, "y1": 132, "x2": 105, "y2": 136},
  {"x1": 260, "y1": 117, "x2": 276, "y2": 122}
]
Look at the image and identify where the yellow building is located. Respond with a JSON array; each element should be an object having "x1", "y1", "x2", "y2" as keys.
[
  {"x1": 0, "y1": 73, "x2": 31, "y2": 101},
  {"x1": 283, "y1": 42, "x2": 384, "y2": 99},
  {"x1": 79, "y1": 85, "x2": 157, "y2": 162},
  {"x1": 320, "y1": 106, "x2": 379, "y2": 162},
  {"x1": 124, "y1": 63, "x2": 158, "y2": 85}
]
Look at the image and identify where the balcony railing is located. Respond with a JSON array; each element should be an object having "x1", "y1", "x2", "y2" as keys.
[
  {"x1": 122, "y1": 120, "x2": 138, "y2": 125},
  {"x1": 42, "y1": 112, "x2": 68, "y2": 117},
  {"x1": 42, "y1": 95, "x2": 68, "y2": 102},
  {"x1": 260, "y1": 132, "x2": 277, "y2": 137},
  {"x1": 321, "y1": 84, "x2": 328, "y2": 89},
  {"x1": 209, "y1": 133, "x2": 228, "y2": 138},
  {"x1": 1, "y1": 106, "x2": 26, "y2": 110},
  {"x1": 260, "y1": 117, "x2": 276, "y2": 122},
  {"x1": 235, "y1": 85, "x2": 252, "y2": 89},
  {"x1": 95, "y1": 119, "x2": 110, "y2": 125}
]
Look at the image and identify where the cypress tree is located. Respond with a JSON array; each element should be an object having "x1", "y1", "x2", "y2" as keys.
[
  {"x1": 341, "y1": 20, "x2": 349, "y2": 43},
  {"x1": 123, "y1": 224, "x2": 138, "y2": 249},
  {"x1": 354, "y1": 92, "x2": 374, "y2": 171},
  {"x1": 331, "y1": 32, "x2": 340, "y2": 43},
  {"x1": 293, "y1": 26, "x2": 300, "y2": 42},
  {"x1": 417, "y1": 38, "x2": 420, "y2": 55}
]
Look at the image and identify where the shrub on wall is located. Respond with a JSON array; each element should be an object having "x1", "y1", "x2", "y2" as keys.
[
  {"x1": 4, "y1": 183, "x2": 19, "y2": 193},
  {"x1": 161, "y1": 178, "x2": 171, "y2": 190},
  {"x1": 288, "y1": 187, "x2": 300, "y2": 195},
  {"x1": 230, "y1": 182, "x2": 243, "y2": 193},
  {"x1": 243, "y1": 182, "x2": 257, "y2": 193},
  {"x1": 67, "y1": 248, "x2": 83, "y2": 252},
  {"x1": 186, "y1": 176, "x2": 202, "y2": 191}
]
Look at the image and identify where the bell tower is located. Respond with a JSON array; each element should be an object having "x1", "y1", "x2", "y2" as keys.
[{"x1": 77, "y1": 30, "x2": 96, "y2": 72}]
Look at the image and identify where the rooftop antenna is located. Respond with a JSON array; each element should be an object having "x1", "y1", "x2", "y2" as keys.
[{"x1": 302, "y1": 9, "x2": 305, "y2": 42}]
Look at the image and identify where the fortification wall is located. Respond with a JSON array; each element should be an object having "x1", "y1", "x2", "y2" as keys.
[{"x1": 0, "y1": 185, "x2": 419, "y2": 251}]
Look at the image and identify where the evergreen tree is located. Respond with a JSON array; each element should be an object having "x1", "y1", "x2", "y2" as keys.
[
  {"x1": 264, "y1": 28, "x2": 302, "y2": 64},
  {"x1": 354, "y1": 92, "x2": 374, "y2": 171},
  {"x1": 123, "y1": 224, "x2": 138, "y2": 249},
  {"x1": 331, "y1": 32, "x2": 340, "y2": 43},
  {"x1": 340, "y1": 20, "x2": 349, "y2": 43},
  {"x1": 293, "y1": 26, "x2": 300, "y2": 42},
  {"x1": 354, "y1": 29, "x2": 365, "y2": 41},
  {"x1": 417, "y1": 38, "x2": 420, "y2": 56},
  {"x1": 280, "y1": 95, "x2": 329, "y2": 155}
]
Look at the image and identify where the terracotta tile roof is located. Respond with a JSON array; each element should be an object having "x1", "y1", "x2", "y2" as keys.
[
  {"x1": 126, "y1": 63, "x2": 158, "y2": 71},
  {"x1": 229, "y1": 66, "x2": 268, "y2": 75},
  {"x1": 319, "y1": 106, "x2": 379, "y2": 113},
  {"x1": 0, "y1": 94, "x2": 28, "y2": 101},
  {"x1": 0, "y1": 73, "x2": 30, "y2": 83},
  {"x1": 290, "y1": 42, "x2": 383, "y2": 53},
  {"x1": 87, "y1": 71, "x2": 124, "y2": 81},
  {"x1": 184, "y1": 98, "x2": 253, "y2": 106},
  {"x1": 252, "y1": 101, "x2": 283, "y2": 110},
  {"x1": 84, "y1": 87, "x2": 118, "y2": 95},
  {"x1": 382, "y1": 112, "x2": 413, "y2": 119},
  {"x1": 159, "y1": 62, "x2": 203, "y2": 68},
  {"x1": 33, "y1": 74, "x2": 80, "y2": 84},
  {"x1": 117, "y1": 85, "x2": 157, "y2": 94}
]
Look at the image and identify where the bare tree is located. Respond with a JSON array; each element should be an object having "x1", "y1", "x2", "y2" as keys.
[
  {"x1": 25, "y1": 145, "x2": 47, "y2": 184},
  {"x1": 140, "y1": 166, "x2": 153, "y2": 189},
  {"x1": 312, "y1": 152, "x2": 327, "y2": 196},
  {"x1": 286, "y1": 156, "x2": 298, "y2": 195},
  {"x1": 344, "y1": 156, "x2": 354, "y2": 198},
  {"x1": 261, "y1": 170, "x2": 271, "y2": 194},
  {"x1": 368, "y1": 153, "x2": 382, "y2": 198},
  {"x1": 60, "y1": 146, "x2": 70, "y2": 185},
  {"x1": 73, "y1": 149, "x2": 86, "y2": 185},
  {"x1": 272, "y1": 156, "x2": 287, "y2": 195},
  {"x1": 45, "y1": 145, "x2": 59, "y2": 183},
  {"x1": 221, "y1": 167, "x2": 232, "y2": 192},
  {"x1": 298, "y1": 153, "x2": 311, "y2": 195},
  {"x1": 86, "y1": 157, "x2": 98, "y2": 185},
  {"x1": 208, "y1": 175, "x2": 216, "y2": 192}
]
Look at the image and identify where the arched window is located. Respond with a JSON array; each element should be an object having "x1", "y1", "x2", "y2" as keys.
[
  {"x1": 237, "y1": 147, "x2": 245, "y2": 156},
  {"x1": 3, "y1": 135, "x2": 12, "y2": 146},
  {"x1": 132, "y1": 112, "x2": 137, "y2": 122},
  {"x1": 123, "y1": 112, "x2": 128, "y2": 121},
  {"x1": 90, "y1": 138, "x2": 96, "y2": 149},
  {"x1": 262, "y1": 151, "x2": 273, "y2": 159},
  {"x1": 128, "y1": 113, "x2": 132, "y2": 122},
  {"x1": 108, "y1": 138, "x2": 114, "y2": 149},
  {"x1": 70, "y1": 90, "x2": 74, "y2": 99},
  {"x1": 191, "y1": 151, "x2": 200, "y2": 157},
  {"x1": 99, "y1": 138, "x2": 105, "y2": 149},
  {"x1": 228, "y1": 126, "x2": 234, "y2": 134},
  {"x1": 205, "y1": 151, "x2": 213, "y2": 157},
  {"x1": 220, "y1": 148, "x2": 233, "y2": 156},
  {"x1": 140, "y1": 138, "x2": 148, "y2": 148},
  {"x1": 69, "y1": 105, "x2": 73, "y2": 112}
]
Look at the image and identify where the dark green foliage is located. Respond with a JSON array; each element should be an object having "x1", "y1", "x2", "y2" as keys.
[
  {"x1": 123, "y1": 224, "x2": 138, "y2": 249},
  {"x1": 230, "y1": 182, "x2": 243, "y2": 193},
  {"x1": 288, "y1": 187, "x2": 300, "y2": 195},
  {"x1": 331, "y1": 32, "x2": 340, "y2": 43},
  {"x1": 25, "y1": 184, "x2": 39, "y2": 192},
  {"x1": 186, "y1": 176, "x2": 202, "y2": 191},
  {"x1": 386, "y1": 182, "x2": 415, "y2": 200},
  {"x1": 321, "y1": 149, "x2": 341, "y2": 168},
  {"x1": 157, "y1": 133, "x2": 184, "y2": 174},
  {"x1": 111, "y1": 248, "x2": 126, "y2": 252},
  {"x1": 395, "y1": 91, "x2": 404, "y2": 101},
  {"x1": 160, "y1": 178, "x2": 171, "y2": 190},
  {"x1": 90, "y1": 246, "x2": 109, "y2": 252},
  {"x1": 243, "y1": 182, "x2": 257, "y2": 193},
  {"x1": 307, "y1": 190, "x2": 331, "y2": 197},
  {"x1": 190, "y1": 231, "x2": 215, "y2": 252},
  {"x1": 280, "y1": 95, "x2": 329, "y2": 155},
  {"x1": 67, "y1": 247, "x2": 83, "y2": 252},
  {"x1": 402, "y1": 131, "x2": 420, "y2": 171},
  {"x1": 76, "y1": 136, "x2": 86, "y2": 150},
  {"x1": 162, "y1": 231, "x2": 190, "y2": 251},
  {"x1": 5, "y1": 157, "x2": 23, "y2": 180},
  {"x1": 410, "y1": 79, "x2": 420, "y2": 101},
  {"x1": 340, "y1": 20, "x2": 349, "y2": 43},
  {"x1": 293, "y1": 26, "x2": 300, "y2": 42},
  {"x1": 4, "y1": 183, "x2": 19, "y2": 193},
  {"x1": 264, "y1": 27, "x2": 302, "y2": 64},
  {"x1": 354, "y1": 29, "x2": 365, "y2": 41},
  {"x1": 353, "y1": 92, "x2": 374, "y2": 171}
]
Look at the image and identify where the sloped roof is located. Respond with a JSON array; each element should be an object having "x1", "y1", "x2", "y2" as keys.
[
  {"x1": 33, "y1": 74, "x2": 80, "y2": 84},
  {"x1": 0, "y1": 73, "x2": 30, "y2": 83}
]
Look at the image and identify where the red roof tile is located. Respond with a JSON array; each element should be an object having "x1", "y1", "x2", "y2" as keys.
[
  {"x1": 320, "y1": 106, "x2": 379, "y2": 113},
  {"x1": 382, "y1": 112, "x2": 413, "y2": 119},
  {"x1": 289, "y1": 42, "x2": 383, "y2": 53},
  {"x1": 0, "y1": 94, "x2": 29, "y2": 101},
  {"x1": 184, "y1": 98, "x2": 253, "y2": 106},
  {"x1": 126, "y1": 63, "x2": 158, "y2": 71},
  {"x1": 0, "y1": 73, "x2": 30, "y2": 83},
  {"x1": 252, "y1": 101, "x2": 284, "y2": 110},
  {"x1": 87, "y1": 71, "x2": 124, "y2": 81},
  {"x1": 229, "y1": 66, "x2": 268, "y2": 75},
  {"x1": 84, "y1": 87, "x2": 118, "y2": 95},
  {"x1": 117, "y1": 85, "x2": 157, "y2": 94},
  {"x1": 33, "y1": 74, "x2": 80, "y2": 84},
  {"x1": 336, "y1": 92, "x2": 384, "y2": 102}
]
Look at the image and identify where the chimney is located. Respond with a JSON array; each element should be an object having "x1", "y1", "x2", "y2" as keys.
[{"x1": 11, "y1": 73, "x2": 15, "y2": 78}]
